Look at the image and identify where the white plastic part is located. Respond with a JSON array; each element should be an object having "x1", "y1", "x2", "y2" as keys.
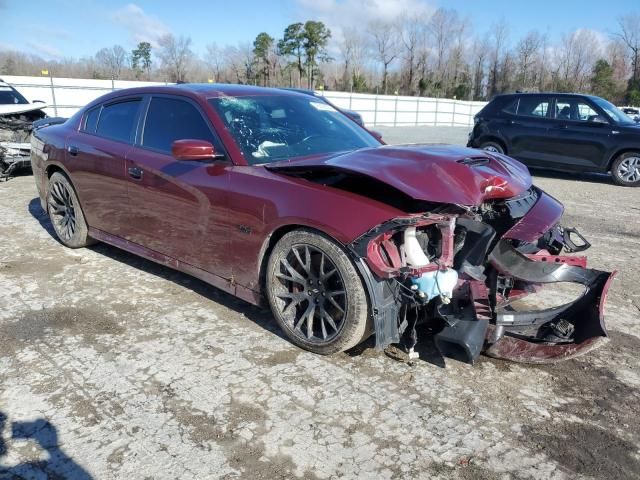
[{"x1": 403, "y1": 227, "x2": 430, "y2": 267}]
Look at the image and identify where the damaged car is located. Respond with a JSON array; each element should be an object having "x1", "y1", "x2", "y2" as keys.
[
  {"x1": 0, "y1": 78, "x2": 48, "y2": 180},
  {"x1": 31, "y1": 85, "x2": 616, "y2": 364}
]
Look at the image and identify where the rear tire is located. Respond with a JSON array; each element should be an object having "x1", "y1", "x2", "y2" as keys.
[
  {"x1": 266, "y1": 229, "x2": 369, "y2": 355},
  {"x1": 611, "y1": 152, "x2": 640, "y2": 187},
  {"x1": 479, "y1": 141, "x2": 505, "y2": 154},
  {"x1": 47, "y1": 172, "x2": 95, "y2": 248}
]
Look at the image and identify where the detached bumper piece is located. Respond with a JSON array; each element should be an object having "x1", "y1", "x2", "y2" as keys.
[{"x1": 484, "y1": 240, "x2": 616, "y2": 363}]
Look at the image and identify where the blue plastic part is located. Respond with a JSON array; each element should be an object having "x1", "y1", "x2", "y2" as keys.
[{"x1": 410, "y1": 269, "x2": 458, "y2": 301}]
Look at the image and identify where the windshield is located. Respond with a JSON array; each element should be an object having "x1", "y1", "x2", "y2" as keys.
[
  {"x1": 592, "y1": 97, "x2": 635, "y2": 125},
  {"x1": 209, "y1": 94, "x2": 379, "y2": 164},
  {"x1": 0, "y1": 86, "x2": 29, "y2": 105}
]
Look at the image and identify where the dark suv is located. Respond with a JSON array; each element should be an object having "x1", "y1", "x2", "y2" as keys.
[{"x1": 468, "y1": 93, "x2": 640, "y2": 186}]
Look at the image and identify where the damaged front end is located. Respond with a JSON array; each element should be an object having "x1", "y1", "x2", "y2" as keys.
[{"x1": 349, "y1": 187, "x2": 616, "y2": 365}]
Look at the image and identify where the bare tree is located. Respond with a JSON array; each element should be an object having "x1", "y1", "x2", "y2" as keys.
[
  {"x1": 428, "y1": 9, "x2": 462, "y2": 90},
  {"x1": 614, "y1": 14, "x2": 640, "y2": 84},
  {"x1": 204, "y1": 43, "x2": 223, "y2": 82},
  {"x1": 339, "y1": 30, "x2": 368, "y2": 91},
  {"x1": 471, "y1": 35, "x2": 490, "y2": 100},
  {"x1": 157, "y1": 34, "x2": 193, "y2": 83},
  {"x1": 606, "y1": 38, "x2": 631, "y2": 94},
  {"x1": 555, "y1": 29, "x2": 601, "y2": 91},
  {"x1": 95, "y1": 45, "x2": 127, "y2": 79},
  {"x1": 515, "y1": 31, "x2": 543, "y2": 90},
  {"x1": 367, "y1": 19, "x2": 400, "y2": 94},
  {"x1": 4, "y1": 8, "x2": 640, "y2": 101},
  {"x1": 487, "y1": 20, "x2": 509, "y2": 97},
  {"x1": 398, "y1": 13, "x2": 427, "y2": 95}
]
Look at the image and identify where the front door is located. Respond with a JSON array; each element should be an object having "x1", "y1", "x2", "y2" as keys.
[
  {"x1": 544, "y1": 96, "x2": 613, "y2": 170},
  {"x1": 125, "y1": 95, "x2": 232, "y2": 277}
]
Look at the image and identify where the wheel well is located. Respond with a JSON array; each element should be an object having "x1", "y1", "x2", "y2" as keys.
[
  {"x1": 257, "y1": 224, "x2": 306, "y2": 295},
  {"x1": 257, "y1": 224, "x2": 348, "y2": 294},
  {"x1": 479, "y1": 136, "x2": 507, "y2": 154},
  {"x1": 46, "y1": 164, "x2": 66, "y2": 179},
  {"x1": 44, "y1": 165, "x2": 90, "y2": 227},
  {"x1": 607, "y1": 148, "x2": 640, "y2": 171},
  {"x1": 256, "y1": 224, "x2": 376, "y2": 340}
]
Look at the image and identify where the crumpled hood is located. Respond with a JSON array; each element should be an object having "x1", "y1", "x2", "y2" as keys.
[{"x1": 267, "y1": 144, "x2": 532, "y2": 206}]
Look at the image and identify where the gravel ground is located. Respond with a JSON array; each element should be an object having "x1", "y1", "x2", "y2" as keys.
[
  {"x1": 1, "y1": 127, "x2": 639, "y2": 479},
  {"x1": 375, "y1": 125, "x2": 471, "y2": 146}
]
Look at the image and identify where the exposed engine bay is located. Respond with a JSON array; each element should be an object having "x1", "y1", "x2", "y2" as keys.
[
  {"x1": 0, "y1": 102, "x2": 47, "y2": 180},
  {"x1": 347, "y1": 187, "x2": 614, "y2": 364},
  {"x1": 269, "y1": 145, "x2": 616, "y2": 364}
]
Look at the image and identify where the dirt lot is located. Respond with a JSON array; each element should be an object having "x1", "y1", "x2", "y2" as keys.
[{"x1": 1, "y1": 128, "x2": 639, "y2": 479}]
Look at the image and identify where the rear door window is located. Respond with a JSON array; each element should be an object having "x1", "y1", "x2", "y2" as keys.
[
  {"x1": 516, "y1": 96, "x2": 552, "y2": 118},
  {"x1": 82, "y1": 106, "x2": 100, "y2": 133},
  {"x1": 95, "y1": 99, "x2": 141, "y2": 143},
  {"x1": 142, "y1": 96, "x2": 221, "y2": 154}
]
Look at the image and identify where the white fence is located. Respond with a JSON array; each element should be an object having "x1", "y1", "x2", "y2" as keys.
[{"x1": 3, "y1": 75, "x2": 487, "y2": 127}]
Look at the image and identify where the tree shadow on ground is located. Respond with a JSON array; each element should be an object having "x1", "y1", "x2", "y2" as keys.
[{"x1": 0, "y1": 411, "x2": 92, "y2": 479}]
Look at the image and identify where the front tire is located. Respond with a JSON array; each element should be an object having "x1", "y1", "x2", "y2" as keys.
[
  {"x1": 266, "y1": 229, "x2": 369, "y2": 355},
  {"x1": 611, "y1": 152, "x2": 640, "y2": 187},
  {"x1": 47, "y1": 172, "x2": 94, "y2": 248}
]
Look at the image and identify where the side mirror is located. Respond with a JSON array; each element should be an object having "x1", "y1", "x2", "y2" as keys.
[{"x1": 171, "y1": 139, "x2": 222, "y2": 161}]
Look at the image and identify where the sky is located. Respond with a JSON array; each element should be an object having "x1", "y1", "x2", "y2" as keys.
[{"x1": 0, "y1": 0, "x2": 638, "y2": 60}]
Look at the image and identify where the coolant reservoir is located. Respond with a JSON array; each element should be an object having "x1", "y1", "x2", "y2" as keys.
[
  {"x1": 403, "y1": 227, "x2": 429, "y2": 267},
  {"x1": 411, "y1": 269, "x2": 459, "y2": 302}
]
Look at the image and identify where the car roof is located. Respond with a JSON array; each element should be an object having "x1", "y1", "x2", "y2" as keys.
[
  {"x1": 125, "y1": 83, "x2": 302, "y2": 99},
  {"x1": 495, "y1": 92, "x2": 601, "y2": 100},
  {"x1": 83, "y1": 83, "x2": 313, "y2": 111}
]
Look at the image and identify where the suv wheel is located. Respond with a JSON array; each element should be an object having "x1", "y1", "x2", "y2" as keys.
[
  {"x1": 611, "y1": 152, "x2": 640, "y2": 187},
  {"x1": 480, "y1": 141, "x2": 505, "y2": 154}
]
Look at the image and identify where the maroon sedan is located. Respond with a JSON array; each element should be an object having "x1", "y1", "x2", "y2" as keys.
[{"x1": 31, "y1": 84, "x2": 616, "y2": 364}]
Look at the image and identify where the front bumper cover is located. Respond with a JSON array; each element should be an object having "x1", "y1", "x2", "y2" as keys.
[{"x1": 482, "y1": 240, "x2": 616, "y2": 363}]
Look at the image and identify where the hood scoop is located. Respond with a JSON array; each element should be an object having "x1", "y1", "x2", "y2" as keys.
[{"x1": 457, "y1": 156, "x2": 491, "y2": 167}]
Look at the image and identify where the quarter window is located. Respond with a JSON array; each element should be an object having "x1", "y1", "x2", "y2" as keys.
[
  {"x1": 82, "y1": 106, "x2": 100, "y2": 133},
  {"x1": 142, "y1": 97, "x2": 219, "y2": 154},
  {"x1": 502, "y1": 98, "x2": 519, "y2": 114},
  {"x1": 95, "y1": 99, "x2": 141, "y2": 143},
  {"x1": 516, "y1": 96, "x2": 552, "y2": 118}
]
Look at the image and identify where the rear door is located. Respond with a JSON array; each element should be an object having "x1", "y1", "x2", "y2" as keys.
[
  {"x1": 66, "y1": 97, "x2": 142, "y2": 238},
  {"x1": 503, "y1": 95, "x2": 555, "y2": 166},
  {"x1": 544, "y1": 96, "x2": 613, "y2": 170},
  {"x1": 125, "y1": 94, "x2": 232, "y2": 276}
]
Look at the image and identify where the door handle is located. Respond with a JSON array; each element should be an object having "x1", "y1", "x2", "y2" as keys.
[
  {"x1": 552, "y1": 124, "x2": 568, "y2": 130},
  {"x1": 67, "y1": 145, "x2": 79, "y2": 156},
  {"x1": 128, "y1": 166, "x2": 143, "y2": 180}
]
